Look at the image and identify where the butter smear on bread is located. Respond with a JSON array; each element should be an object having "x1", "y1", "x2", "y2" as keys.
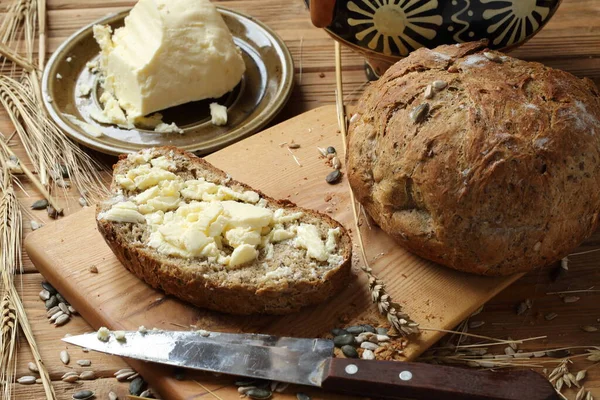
[
  {"x1": 98, "y1": 151, "x2": 342, "y2": 269},
  {"x1": 93, "y1": 0, "x2": 245, "y2": 122}
]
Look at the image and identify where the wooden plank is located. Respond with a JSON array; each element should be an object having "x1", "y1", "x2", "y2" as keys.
[{"x1": 24, "y1": 106, "x2": 523, "y2": 400}]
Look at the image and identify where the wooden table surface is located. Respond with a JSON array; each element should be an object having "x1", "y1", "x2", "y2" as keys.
[{"x1": 3, "y1": 0, "x2": 600, "y2": 399}]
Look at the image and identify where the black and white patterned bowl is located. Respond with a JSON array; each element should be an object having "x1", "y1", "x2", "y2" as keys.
[{"x1": 307, "y1": 0, "x2": 562, "y2": 76}]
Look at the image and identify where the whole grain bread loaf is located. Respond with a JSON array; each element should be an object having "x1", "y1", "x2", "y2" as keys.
[
  {"x1": 347, "y1": 41, "x2": 600, "y2": 276},
  {"x1": 97, "y1": 147, "x2": 352, "y2": 314}
]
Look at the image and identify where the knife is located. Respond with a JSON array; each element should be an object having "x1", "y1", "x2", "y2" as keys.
[{"x1": 63, "y1": 330, "x2": 558, "y2": 400}]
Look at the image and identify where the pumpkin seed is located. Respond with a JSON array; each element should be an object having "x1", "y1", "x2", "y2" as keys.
[
  {"x1": 17, "y1": 376, "x2": 37, "y2": 385},
  {"x1": 56, "y1": 293, "x2": 67, "y2": 304},
  {"x1": 333, "y1": 334, "x2": 354, "y2": 347},
  {"x1": 296, "y1": 393, "x2": 311, "y2": 400},
  {"x1": 362, "y1": 325, "x2": 376, "y2": 333},
  {"x1": 54, "y1": 314, "x2": 70, "y2": 326},
  {"x1": 235, "y1": 379, "x2": 257, "y2": 386},
  {"x1": 432, "y1": 80, "x2": 448, "y2": 91},
  {"x1": 45, "y1": 295, "x2": 58, "y2": 309},
  {"x1": 360, "y1": 342, "x2": 378, "y2": 351},
  {"x1": 376, "y1": 327, "x2": 388, "y2": 335},
  {"x1": 331, "y1": 328, "x2": 347, "y2": 336},
  {"x1": 325, "y1": 170, "x2": 342, "y2": 185},
  {"x1": 79, "y1": 371, "x2": 95, "y2": 380},
  {"x1": 77, "y1": 359, "x2": 91, "y2": 367},
  {"x1": 114, "y1": 368, "x2": 134, "y2": 377},
  {"x1": 345, "y1": 326, "x2": 364, "y2": 335},
  {"x1": 27, "y1": 362, "x2": 39, "y2": 373},
  {"x1": 41, "y1": 281, "x2": 56, "y2": 294},
  {"x1": 362, "y1": 349, "x2": 375, "y2": 360},
  {"x1": 127, "y1": 372, "x2": 140, "y2": 381},
  {"x1": 409, "y1": 103, "x2": 429, "y2": 124},
  {"x1": 341, "y1": 345, "x2": 358, "y2": 358},
  {"x1": 39, "y1": 289, "x2": 50, "y2": 301},
  {"x1": 108, "y1": 392, "x2": 118, "y2": 400},
  {"x1": 274, "y1": 382, "x2": 289, "y2": 393},
  {"x1": 129, "y1": 377, "x2": 145, "y2": 395},
  {"x1": 31, "y1": 199, "x2": 48, "y2": 210},
  {"x1": 247, "y1": 388, "x2": 272, "y2": 399},
  {"x1": 72, "y1": 389, "x2": 95, "y2": 400},
  {"x1": 60, "y1": 350, "x2": 70, "y2": 365},
  {"x1": 326, "y1": 146, "x2": 336, "y2": 154}
]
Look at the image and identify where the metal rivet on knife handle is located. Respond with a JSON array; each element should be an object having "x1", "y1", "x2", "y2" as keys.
[
  {"x1": 344, "y1": 364, "x2": 358, "y2": 375},
  {"x1": 399, "y1": 371, "x2": 413, "y2": 381}
]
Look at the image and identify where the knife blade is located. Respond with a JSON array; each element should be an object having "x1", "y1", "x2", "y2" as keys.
[{"x1": 63, "y1": 330, "x2": 559, "y2": 400}]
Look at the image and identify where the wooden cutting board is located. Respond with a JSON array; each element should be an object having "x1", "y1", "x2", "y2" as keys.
[{"x1": 24, "y1": 105, "x2": 521, "y2": 400}]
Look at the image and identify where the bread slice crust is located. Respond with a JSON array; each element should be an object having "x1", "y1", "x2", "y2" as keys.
[{"x1": 97, "y1": 147, "x2": 352, "y2": 314}]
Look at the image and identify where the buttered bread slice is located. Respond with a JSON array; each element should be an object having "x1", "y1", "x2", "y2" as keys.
[{"x1": 97, "y1": 147, "x2": 352, "y2": 314}]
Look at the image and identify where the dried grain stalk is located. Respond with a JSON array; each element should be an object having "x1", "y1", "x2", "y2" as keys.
[{"x1": 333, "y1": 41, "x2": 418, "y2": 336}]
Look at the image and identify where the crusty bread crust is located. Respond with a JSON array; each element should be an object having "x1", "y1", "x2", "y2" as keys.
[
  {"x1": 97, "y1": 147, "x2": 352, "y2": 314},
  {"x1": 348, "y1": 41, "x2": 600, "y2": 276}
]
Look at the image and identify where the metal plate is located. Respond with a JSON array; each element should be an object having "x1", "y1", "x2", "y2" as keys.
[{"x1": 42, "y1": 8, "x2": 294, "y2": 156}]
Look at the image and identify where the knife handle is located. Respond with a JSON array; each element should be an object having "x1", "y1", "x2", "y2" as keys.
[{"x1": 321, "y1": 358, "x2": 559, "y2": 400}]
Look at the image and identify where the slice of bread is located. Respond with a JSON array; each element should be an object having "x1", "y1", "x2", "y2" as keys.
[{"x1": 96, "y1": 147, "x2": 352, "y2": 314}]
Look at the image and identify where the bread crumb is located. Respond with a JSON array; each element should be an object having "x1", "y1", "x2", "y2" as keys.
[{"x1": 97, "y1": 327, "x2": 110, "y2": 342}]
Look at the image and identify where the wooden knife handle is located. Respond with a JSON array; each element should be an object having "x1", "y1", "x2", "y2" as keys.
[{"x1": 321, "y1": 358, "x2": 559, "y2": 400}]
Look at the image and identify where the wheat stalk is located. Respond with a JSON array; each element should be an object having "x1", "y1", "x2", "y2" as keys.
[{"x1": 333, "y1": 42, "x2": 419, "y2": 336}]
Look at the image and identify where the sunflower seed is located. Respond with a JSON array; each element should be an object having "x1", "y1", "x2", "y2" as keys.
[
  {"x1": 116, "y1": 371, "x2": 136, "y2": 381},
  {"x1": 55, "y1": 293, "x2": 67, "y2": 304},
  {"x1": 50, "y1": 311, "x2": 64, "y2": 322},
  {"x1": 31, "y1": 220, "x2": 43, "y2": 230},
  {"x1": 238, "y1": 386, "x2": 257, "y2": 394},
  {"x1": 545, "y1": 312, "x2": 558, "y2": 321},
  {"x1": 296, "y1": 393, "x2": 311, "y2": 400},
  {"x1": 483, "y1": 52, "x2": 503, "y2": 63},
  {"x1": 326, "y1": 146, "x2": 336, "y2": 154},
  {"x1": 58, "y1": 303, "x2": 69, "y2": 315},
  {"x1": 247, "y1": 388, "x2": 272, "y2": 399},
  {"x1": 129, "y1": 377, "x2": 145, "y2": 395},
  {"x1": 45, "y1": 295, "x2": 58, "y2": 309},
  {"x1": 127, "y1": 372, "x2": 140, "y2": 381},
  {"x1": 62, "y1": 371, "x2": 78, "y2": 379},
  {"x1": 77, "y1": 359, "x2": 91, "y2": 367},
  {"x1": 41, "y1": 282, "x2": 56, "y2": 294},
  {"x1": 563, "y1": 296, "x2": 580, "y2": 303},
  {"x1": 333, "y1": 334, "x2": 354, "y2": 347},
  {"x1": 31, "y1": 199, "x2": 48, "y2": 210},
  {"x1": 115, "y1": 368, "x2": 135, "y2": 376},
  {"x1": 317, "y1": 147, "x2": 328, "y2": 157},
  {"x1": 108, "y1": 392, "x2": 118, "y2": 400},
  {"x1": 341, "y1": 345, "x2": 358, "y2": 358},
  {"x1": 360, "y1": 341, "x2": 379, "y2": 351},
  {"x1": 60, "y1": 350, "x2": 70, "y2": 365},
  {"x1": 72, "y1": 390, "x2": 95, "y2": 400},
  {"x1": 332, "y1": 156, "x2": 341, "y2": 170},
  {"x1": 27, "y1": 362, "x2": 39, "y2": 373},
  {"x1": 35, "y1": 378, "x2": 42, "y2": 384},
  {"x1": 79, "y1": 371, "x2": 95, "y2": 380},
  {"x1": 362, "y1": 349, "x2": 375, "y2": 360},
  {"x1": 68, "y1": 305, "x2": 77, "y2": 314},
  {"x1": 424, "y1": 85, "x2": 434, "y2": 99},
  {"x1": 432, "y1": 80, "x2": 448, "y2": 91},
  {"x1": 139, "y1": 389, "x2": 153, "y2": 398},
  {"x1": 409, "y1": 103, "x2": 429, "y2": 124},
  {"x1": 39, "y1": 289, "x2": 51, "y2": 301},
  {"x1": 55, "y1": 314, "x2": 70, "y2": 326},
  {"x1": 325, "y1": 170, "x2": 342, "y2": 185},
  {"x1": 78, "y1": 197, "x2": 88, "y2": 207},
  {"x1": 581, "y1": 325, "x2": 598, "y2": 332},
  {"x1": 17, "y1": 376, "x2": 37, "y2": 385},
  {"x1": 62, "y1": 374, "x2": 79, "y2": 383}
]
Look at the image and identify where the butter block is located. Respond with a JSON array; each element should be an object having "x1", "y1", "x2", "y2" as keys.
[{"x1": 93, "y1": 0, "x2": 245, "y2": 119}]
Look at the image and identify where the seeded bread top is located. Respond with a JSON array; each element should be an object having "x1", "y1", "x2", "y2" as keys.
[
  {"x1": 347, "y1": 41, "x2": 600, "y2": 275},
  {"x1": 98, "y1": 147, "x2": 351, "y2": 288}
]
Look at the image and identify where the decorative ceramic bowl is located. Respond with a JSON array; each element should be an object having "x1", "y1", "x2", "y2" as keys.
[{"x1": 307, "y1": 0, "x2": 562, "y2": 77}]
